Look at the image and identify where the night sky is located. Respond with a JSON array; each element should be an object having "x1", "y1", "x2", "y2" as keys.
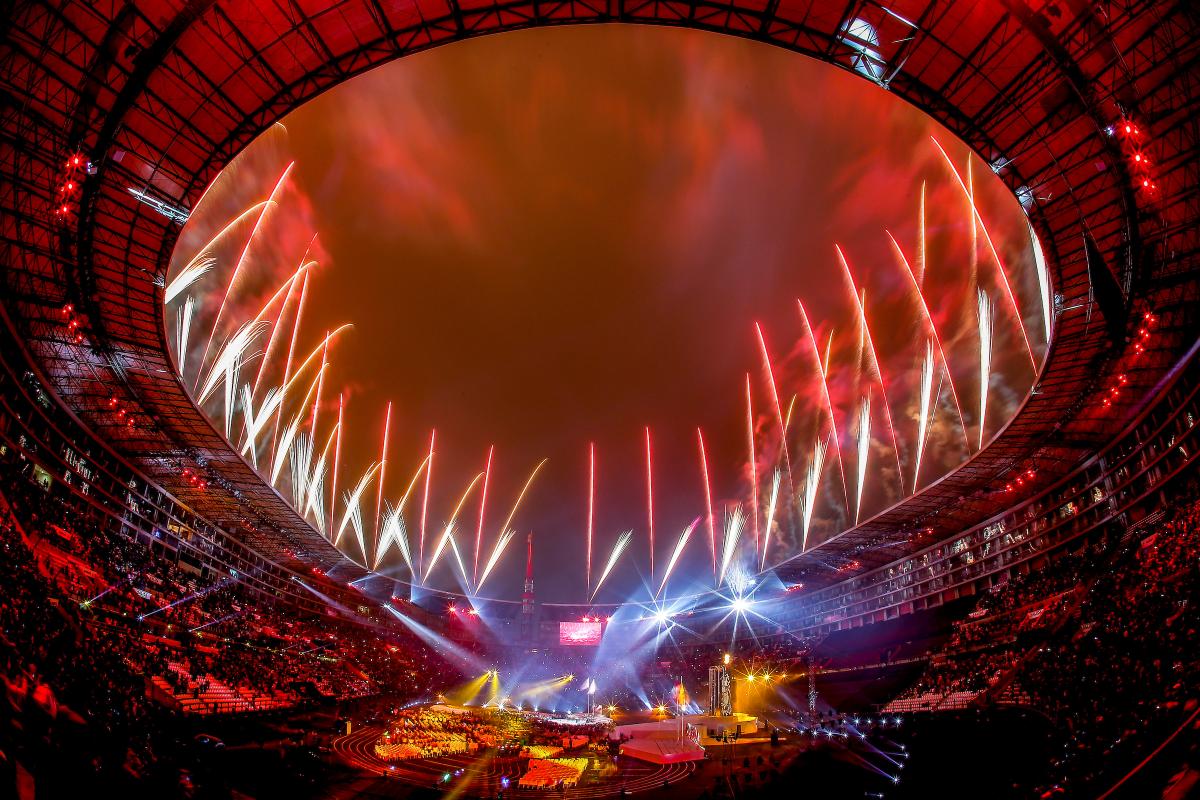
[{"x1": 169, "y1": 25, "x2": 1043, "y2": 603}]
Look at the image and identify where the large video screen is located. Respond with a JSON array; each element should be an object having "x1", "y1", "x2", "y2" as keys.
[{"x1": 559, "y1": 621, "x2": 602, "y2": 646}]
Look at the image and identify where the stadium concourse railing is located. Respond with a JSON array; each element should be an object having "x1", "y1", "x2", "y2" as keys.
[
  {"x1": 772, "y1": 346, "x2": 1200, "y2": 638},
  {"x1": 0, "y1": 316, "x2": 358, "y2": 619}
]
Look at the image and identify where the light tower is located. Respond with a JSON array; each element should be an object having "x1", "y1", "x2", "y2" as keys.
[{"x1": 521, "y1": 532, "x2": 535, "y2": 644}]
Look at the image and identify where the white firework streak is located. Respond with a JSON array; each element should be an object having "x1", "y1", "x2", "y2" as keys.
[
  {"x1": 347, "y1": 499, "x2": 367, "y2": 564},
  {"x1": 590, "y1": 530, "x2": 633, "y2": 601},
  {"x1": 719, "y1": 507, "x2": 746, "y2": 586},
  {"x1": 334, "y1": 462, "x2": 382, "y2": 557},
  {"x1": 165, "y1": 256, "x2": 215, "y2": 305},
  {"x1": 1028, "y1": 220, "x2": 1052, "y2": 342},
  {"x1": 855, "y1": 394, "x2": 872, "y2": 525},
  {"x1": 197, "y1": 321, "x2": 267, "y2": 406},
  {"x1": 371, "y1": 455, "x2": 432, "y2": 570},
  {"x1": 289, "y1": 432, "x2": 314, "y2": 505},
  {"x1": 913, "y1": 340, "x2": 936, "y2": 493},
  {"x1": 476, "y1": 528, "x2": 517, "y2": 593},
  {"x1": 800, "y1": 438, "x2": 828, "y2": 551},
  {"x1": 657, "y1": 518, "x2": 700, "y2": 598},
  {"x1": 375, "y1": 503, "x2": 414, "y2": 573},
  {"x1": 424, "y1": 521, "x2": 459, "y2": 583},
  {"x1": 175, "y1": 296, "x2": 195, "y2": 375},
  {"x1": 447, "y1": 533, "x2": 471, "y2": 585},
  {"x1": 268, "y1": 365, "x2": 327, "y2": 485},
  {"x1": 239, "y1": 385, "x2": 282, "y2": 468},
  {"x1": 423, "y1": 472, "x2": 484, "y2": 583},
  {"x1": 760, "y1": 470, "x2": 781, "y2": 569},
  {"x1": 978, "y1": 289, "x2": 994, "y2": 450},
  {"x1": 303, "y1": 427, "x2": 338, "y2": 527}
]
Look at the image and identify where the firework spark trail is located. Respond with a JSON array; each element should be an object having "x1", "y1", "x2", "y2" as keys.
[
  {"x1": 855, "y1": 393, "x2": 872, "y2": 525},
  {"x1": 371, "y1": 454, "x2": 430, "y2": 571},
  {"x1": 644, "y1": 427, "x2": 655, "y2": 585},
  {"x1": 496, "y1": 458, "x2": 548, "y2": 541},
  {"x1": 1028, "y1": 221, "x2": 1053, "y2": 340},
  {"x1": 447, "y1": 533, "x2": 471, "y2": 586},
  {"x1": 476, "y1": 529, "x2": 517, "y2": 594},
  {"x1": 372, "y1": 402, "x2": 392, "y2": 568},
  {"x1": 424, "y1": 472, "x2": 484, "y2": 583},
  {"x1": 753, "y1": 324, "x2": 796, "y2": 513},
  {"x1": 175, "y1": 296, "x2": 195, "y2": 375},
  {"x1": 270, "y1": 365, "x2": 327, "y2": 484},
  {"x1": 290, "y1": 433, "x2": 314, "y2": 507},
  {"x1": 270, "y1": 319, "x2": 350, "y2": 466},
  {"x1": 334, "y1": 462, "x2": 382, "y2": 562},
  {"x1": 197, "y1": 321, "x2": 267, "y2": 405},
  {"x1": 165, "y1": 257, "x2": 214, "y2": 306},
  {"x1": 657, "y1": 518, "x2": 700, "y2": 598},
  {"x1": 930, "y1": 136, "x2": 1038, "y2": 371},
  {"x1": 474, "y1": 445, "x2": 494, "y2": 586},
  {"x1": 587, "y1": 442, "x2": 595, "y2": 593},
  {"x1": 195, "y1": 163, "x2": 294, "y2": 389},
  {"x1": 269, "y1": 269, "x2": 311, "y2": 460},
  {"x1": 239, "y1": 386, "x2": 282, "y2": 468},
  {"x1": 303, "y1": 424, "x2": 339, "y2": 531},
  {"x1": 696, "y1": 428, "x2": 717, "y2": 583},
  {"x1": 917, "y1": 181, "x2": 926, "y2": 287},
  {"x1": 329, "y1": 393, "x2": 344, "y2": 538},
  {"x1": 836, "y1": 246, "x2": 906, "y2": 495},
  {"x1": 419, "y1": 429, "x2": 435, "y2": 577},
  {"x1": 252, "y1": 240, "x2": 316, "y2": 398},
  {"x1": 978, "y1": 290, "x2": 994, "y2": 450},
  {"x1": 760, "y1": 469, "x2": 781, "y2": 569},
  {"x1": 745, "y1": 374, "x2": 759, "y2": 563},
  {"x1": 914, "y1": 341, "x2": 936, "y2": 493},
  {"x1": 886, "y1": 232, "x2": 971, "y2": 451},
  {"x1": 797, "y1": 300, "x2": 849, "y2": 506},
  {"x1": 168, "y1": 199, "x2": 273, "y2": 305},
  {"x1": 800, "y1": 437, "x2": 828, "y2": 551},
  {"x1": 590, "y1": 530, "x2": 634, "y2": 601},
  {"x1": 719, "y1": 507, "x2": 746, "y2": 586},
  {"x1": 376, "y1": 504, "x2": 414, "y2": 573}
]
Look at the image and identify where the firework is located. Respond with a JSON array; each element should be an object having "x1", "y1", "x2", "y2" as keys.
[
  {"x1": 175, "y1": 296, "x2": 195, "y2": 375},
  {"x1": 886, "y1": 231, "x2": 970, "y2": 451},
  {"x1": 423, "y1": 472, "x2": 483, "y2": 583},
  {"x1": 754, "y1": 323, "x2": 793, "y2": 475},
  {"x1": 419, "y1": 429, "x2": 435, "y2": 576},
  {"x1": 657, "y1": 518, "x2": 700, "y2": 599},
  {"x1": 697, "y1": 428, "x2": 717, "y2": 582},
  {"x1": 913, "y1": 341, "x2": 936, "y2": 492},
  {"x1": 799, "y1": 438, "x2": 827, "y2": 551},
  {"x1": 165, "y1": 257, "x2": 214, "y2": 306},
  {"x1": 719, "y1": 507, "x2": 746, "y2": 586},
  {"x1": 931, "y1": 136, "x2": 1037, "y2": 370},
  {"x1": 474, "y1": 445, "x2": 494, "y2": 585},
  {"x1": 371, "y1": 453, "x2": 431, "y2": 571},
  {"x1": 496, "y1": 458, "x2": 548, "y2": 540},
  {"x1": 797, "y1": 301, "x2": 849, "y2": 506},
  {"x1": 329, "y1": 393, "x2": 344, "y2": 534},
  {"x1": 587, "y1": 442, "x2": 595, "y2": 593},
  {"x1": 239, "y1": 385, "x2": 282, "y2": 468},
  {"x1": 590, "y1": 530, "x2": 634, "y2": 601},
  {"x1": 977, "y1": 290, "x2": 994, "y2": 450},
  {"x1": 644, "y1": 426, "x2": 655, "y2": 583},
  {"x1": 195, "y1": 163, "x2": 294, "y2": 387},
  {"x1": 761, "y1": 469, "x2": 781, "y2": 568},
  {"x1": 334, "y1": 462, "x2": 382, "y2": 563},
  {"x1": 476, "y1": 528, "x2": 517, "y2": 594},
  {"x1": 269, "y1": 364, "x2": 327, "y2": 484},
  {"x1": 837, "y1": 246, "x2": 905, "y2": 494},
  {"x1": 745, "y1": 374, "x2": 759, "y2": 561},
  {"x1": 855, "y1": 394, "x2": 872, "y2": 525},
  {"x1": 373, "y1": 402, "x2": 392, "y2": 567},
  {"x1": 269, "y1": 269, "x2": 310, "y2": 457},
  {"x1": 1028, "y1": 221, "x2": 1053, "y2": 340}
]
